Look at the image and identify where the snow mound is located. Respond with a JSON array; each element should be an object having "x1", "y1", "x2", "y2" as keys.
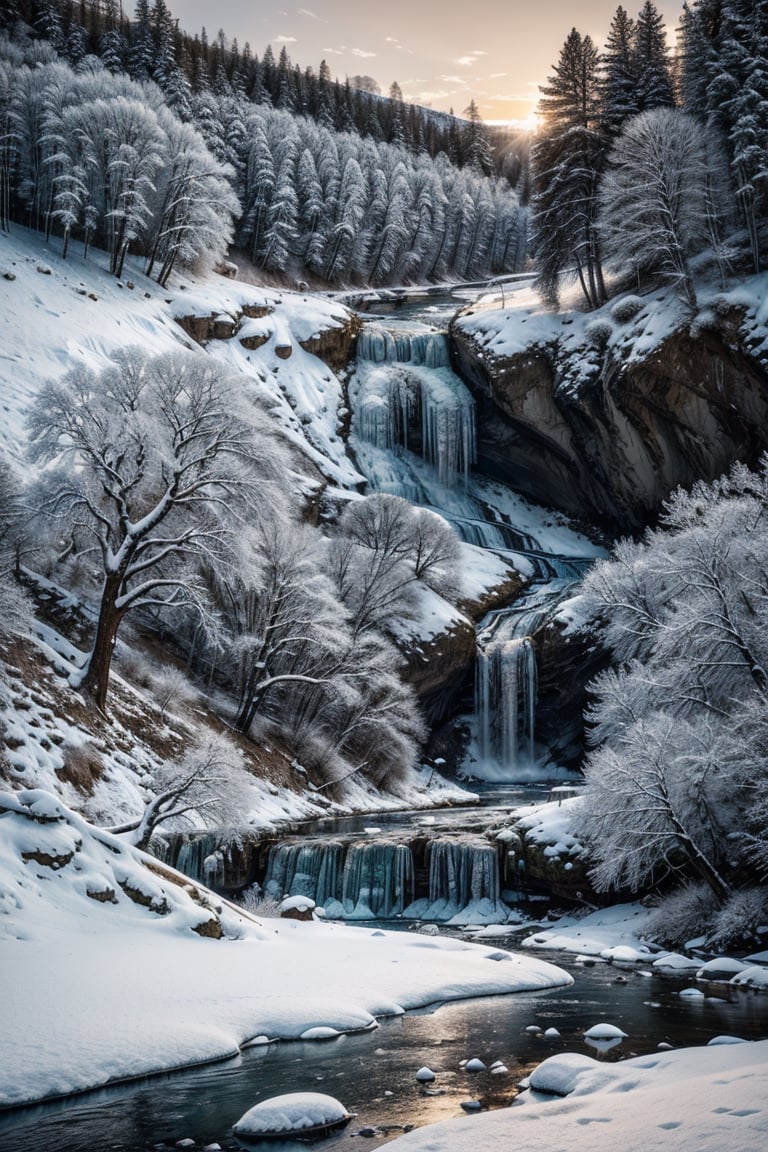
[
  {"x1": 730, "y1": 966, "x2": 768, "y2": 989},
  {"x1": 528, "y1": 1052, "x2": 599, "y2": 1095},
  {"x1": 584, "y1": 1023, "x2": 628, "y2": 1040},
  {"x1": 696, "y1": 957, "x2": 750, "y2": 981},
  {"x1": 653, "y1": 952, "x2": 701, "y2": 972},
  {"x1": 233, "y1": 1092, "x2": 350, "y2": 1136}
]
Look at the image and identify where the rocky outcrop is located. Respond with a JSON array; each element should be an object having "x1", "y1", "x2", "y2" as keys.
[
  {"x1": 299, "y1": 313, "x2": 363, "y2": 373},
  {"x1": 400, "y1": 617, "x2": 476, "y2": 726},
  {"x1": 451, "y1": 304, "x2": 768, "y2": 530},
  {"x1": 176, "y1": 305, "x2": 361, "y2": 374}
]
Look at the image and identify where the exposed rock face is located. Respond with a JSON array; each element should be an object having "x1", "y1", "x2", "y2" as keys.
[
  {"x1": 399, "y1": 568, "x2": 527, "y2": 743},
  {"x1": 533, "y1": 615, "x2": 606, "y2": 769},
  {"x1": 451, "y1": 306, "x2": 768, "y2": 529},
  {"x1": 300, "y1": 313, "x2": 363, "y2": 373},
  {"x1": 400, "y1": 617, "x2": 476, "y2": 726}
]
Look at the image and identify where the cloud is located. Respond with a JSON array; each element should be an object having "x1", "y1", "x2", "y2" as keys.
[
  {"x1": 323, "y1": 46, "x2": 344, "y2": 54},
  {"x1": 351, "y1": 47, "x2": 376, "y2": 58},
  {"x1": 298, "y1": 7, "x2": 327, "y2": 20},
  {"x1": 274, "y1": 35, "x2": 297, "y2": 43},
  {"x1": 489, "y1": 72, "x2": 508, "y2": 79},
  {"x1": 455, "y1": 50, "x2": 489, "y2": 68},
  {"x1": 438, "y1": 74, "x2": 468, "y2": 85},
  {"x1": 406, "y1": 88, "x2": 451, "y2": 104},
  {"x1": 385, "y1": 36, "x2": 399, "y2": 44}
]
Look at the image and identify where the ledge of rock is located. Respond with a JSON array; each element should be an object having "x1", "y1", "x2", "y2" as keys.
[
  {"x1": 299, "y1": 312, "x2": 363, "y2": 373},
  {"x1": 451, "y1": 300, "x2": 768, "y2": 530}
]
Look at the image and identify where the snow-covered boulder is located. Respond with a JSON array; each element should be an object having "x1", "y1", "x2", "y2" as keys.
[
  {"x1": 233, "y1": 1092, "x2": 350, "y2": 1138},
  {"x1": 279, "y1": 894, "x2": 316, "y2": 921},
  {"x1": 584, "y1": 1023, "x2": 628, "y2": 1040},
  {"x1": 696, "y1": 957, "x2": 750, "y2": 982},
  {"x1": 528, "y1": 1052, "x2": 599, "y2": 1096},
  {"x1": 730, "y1": 965, "x2": 768, "y2": 990}
]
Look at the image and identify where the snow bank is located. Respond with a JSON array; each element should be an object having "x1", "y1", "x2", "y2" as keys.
[
  {"x1": 521, "y1": 903, "x2": 654, "y2": 958},
  {"x1": 385, "y1": 1040, "x2": 768, "y2": 1152}
]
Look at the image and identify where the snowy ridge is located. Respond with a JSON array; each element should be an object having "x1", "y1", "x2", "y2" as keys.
[{"x1": 0, "y1": 227, "x2": 361, "y2": 489}]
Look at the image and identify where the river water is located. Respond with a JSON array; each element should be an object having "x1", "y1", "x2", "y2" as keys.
[{"x1": 3, "y1": 936, "x2": 767, "y2": 1152}]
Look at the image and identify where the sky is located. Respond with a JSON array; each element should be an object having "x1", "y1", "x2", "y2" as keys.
[{"x1": 168, "y1": 0, "x2": 686, "y2": 124}]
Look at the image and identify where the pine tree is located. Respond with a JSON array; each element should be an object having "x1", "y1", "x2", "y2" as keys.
[
  {"x1": 599, "y1": 6, "x2": 639, "y2": 133},
  {"x1": 128, "y1": 0, "x2": 154, "y2": 82},
  {"x1": 706, "y1": 0, "x2": 768, "y2": 272},
  {"x1": 462, "y1": 99, "x2": 493, "y2": 173},
  {"x1": 633, "y1": 0, "x2": 675, "y2": 110},
  {"x1": 531, "y1": 27, "x2": 607, "y2": 308}
]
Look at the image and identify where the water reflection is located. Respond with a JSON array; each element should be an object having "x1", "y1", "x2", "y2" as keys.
[{"x1": 1, "y1": 951, "x2": 766, "y2": 1152}]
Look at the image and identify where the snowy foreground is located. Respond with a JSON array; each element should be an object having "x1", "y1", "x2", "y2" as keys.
[
  {"x1": 0, "y1": 789, "x2": 571, "y2": 1109},
  {"x1": 386, "y1": 1039, "x2": 768, "y2": 1152}
]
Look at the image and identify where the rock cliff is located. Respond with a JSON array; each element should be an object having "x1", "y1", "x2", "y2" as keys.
[{"x1": 451, "y1": 292, "x2": 768, "y2": 530}]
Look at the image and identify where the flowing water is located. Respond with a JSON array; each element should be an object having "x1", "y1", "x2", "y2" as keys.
[
  {"x1": 3, "y1": 944, "x2": 767, "y2": 1152},
  {"x1": 346, "y1": 296, "x2": 600, "y2": 782}
]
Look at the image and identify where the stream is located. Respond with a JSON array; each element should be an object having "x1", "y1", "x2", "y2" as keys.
[{"x1": 3, "y1": 936, "x2": 767, "y2": 1152}]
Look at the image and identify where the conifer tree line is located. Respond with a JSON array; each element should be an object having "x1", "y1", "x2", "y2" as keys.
[
  {"x1": 0, "y1": 0, "x2": 527, "y2": 286},
  {"x1": 532, "y1": 0, "x2": 768, "y2": 310}
]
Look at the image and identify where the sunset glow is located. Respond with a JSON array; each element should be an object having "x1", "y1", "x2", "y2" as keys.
[{"x1": 169, "y1": 0, "x2": 686, "y2": 120}]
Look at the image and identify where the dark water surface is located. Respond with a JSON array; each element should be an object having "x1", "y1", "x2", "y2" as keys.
[{"x1": 2, "y1": 945, "x2": 766, "y2": 1152}]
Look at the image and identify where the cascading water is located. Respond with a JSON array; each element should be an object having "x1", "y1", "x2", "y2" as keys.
[
  {"x1": 474, "y1": 580, "x2": 575, "y2": 778},
  {"x1": 351, "y1": 322, "x2": 476, "y2": 486},
  {"x1": 348, "y1": 311, "x2": 600, "y2": 783},
  {"x1": 163, "y1": 298, "x2": 601, "y2": 917},
  {"x1": 261, "y1": 835, "x2": 508, "y2": 923}
]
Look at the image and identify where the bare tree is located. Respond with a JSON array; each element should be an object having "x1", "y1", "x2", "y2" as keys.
[
  {"x1": 27, "y1": 346, "x2": 286, "y2": 712},
  {"x1": 106, "y1": 733, "x2": 251, "y2": 850}
]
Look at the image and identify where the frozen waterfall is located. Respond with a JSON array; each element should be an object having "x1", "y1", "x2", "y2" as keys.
[
  {"x1": 351, "y1": 322, "x2": 476, "y2": 486},
  {"x1": 261, "y1": 835, "x2": 510, "y2": 922},
  {"x1": 474, "y1": 581, "x2": 575, "y2": 776}
]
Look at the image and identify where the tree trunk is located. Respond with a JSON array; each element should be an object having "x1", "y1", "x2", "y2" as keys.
[{"x1": 79, "y1": 574, "x2": 125, "y2": 713}]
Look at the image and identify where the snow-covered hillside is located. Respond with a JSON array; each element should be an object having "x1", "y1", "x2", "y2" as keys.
[{"x1": 0, "y1": 225, "x2": 523, "y2": 833}]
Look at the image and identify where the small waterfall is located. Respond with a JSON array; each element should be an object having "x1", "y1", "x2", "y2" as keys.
[
  {"x1": 357, "y1": 326, "x2": 451, "y2": 368},
  {"x1": 474, "y1": 581, "x2": 575, "y2": 778},
  {"x1": 341, "y1": 841, "x2": 415, "y2": 918},
  {"x1": 426, "y1": 841, "x2": 500, "y2": 911},
  {"x1": 259, "y1": 835, "x2": 511, "y2": 923},
  {"x1": 477, "y1": 637, "x2": 537, "y2": 768},
  {"x1": 264, "y1": 841, "x2": 344, "y2": 906}
]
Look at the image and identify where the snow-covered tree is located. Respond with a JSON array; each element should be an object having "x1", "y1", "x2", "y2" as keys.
[
  {"x1": 0, "y1": 459, "x2": 28, "y2": 646},
  {"x1": 598, "y1": 5, "x2": 639, "y2": 134},
  {"x1": 107, "y1": 733, "x2": 252, "y2": 849},
  {"x1": 27, "y1": 347, "x2": 286, "y2": 713},
  {"x1": 576, "y1": 461, "x2": 768, "y2": 902},
  {"x1": 632, "y1": 0, "x2": 675, "y2": 111},
  {"x1": 599, "y1": 107, "x2": 727, "y2": 307}
]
